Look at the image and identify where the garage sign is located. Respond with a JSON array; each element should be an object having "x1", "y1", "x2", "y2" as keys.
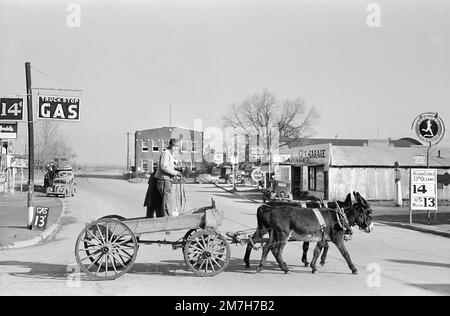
[{"x1": 38, "y1": 96, "x2": 80, "y2": 121}]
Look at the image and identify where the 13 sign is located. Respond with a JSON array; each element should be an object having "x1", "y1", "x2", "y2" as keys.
[
  {"x1": 410, "y1": 169, "x2": 437, "y2": 211},
  {"x1": 0, "y1": 98, "x2": 24, "y2": 121},
  {"x1": 32, "y1": 207, "x2": 50, "y2": 231}
]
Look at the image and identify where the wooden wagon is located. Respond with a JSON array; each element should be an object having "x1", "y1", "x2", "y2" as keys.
[{"x1": 74, "y1": 199, "x2": 231, "y2": 280}]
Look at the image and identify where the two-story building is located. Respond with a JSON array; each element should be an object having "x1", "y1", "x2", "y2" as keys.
[{"x1": 134, "y1": 127, "x2": 203, "y2": 173}]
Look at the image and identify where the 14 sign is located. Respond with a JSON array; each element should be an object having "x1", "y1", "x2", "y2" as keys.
[
  {"x1": 0, "y1": 98, "x2": 24, "y2": 121},
  {"x1": 38, "y1": 95, "x2": 80, "y2": 120},
  {"x1": 410, "y1": 169, "x2": 437, "y2": 211}
]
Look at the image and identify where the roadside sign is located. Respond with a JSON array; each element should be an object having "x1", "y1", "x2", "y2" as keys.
[
  {"x1": 11, "y1": 157, "x2": 28, "y2": 168},
  {"x1": 0, "y1": 98, "x2": 24, "y2": 121},
  {"x1": 413, "y1": 155, "x2": 426, "y2": 165},
  {"x1": 0, "y1": 122, "x2": 17, "y2": 139},
  {"x1": 251, "y1": 168, "x2": 263, "y2": 182},
  {"x1": 38, "y1": 95, "x2": 80, "y2": 121},
  {"x1": 412, "y1": 112, "x2": 445, "y2": 145},
  {"x1": 31, "y1": 207, "x2": 50, "y2": 231},
  {"x1": 410, "y1": 169, "x2": 437, "y2": 211}
]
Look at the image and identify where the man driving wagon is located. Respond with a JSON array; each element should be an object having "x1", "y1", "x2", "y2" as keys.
[{"x1": 144, "y1": 138, "x2": 184, "y2": 217}]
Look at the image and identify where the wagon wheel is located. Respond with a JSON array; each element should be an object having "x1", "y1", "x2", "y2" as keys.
[
  {"x1": 183, "y1": 229, "x2": 230, "y2": 277},
  {"x1": 75, "y1": 218, "x2": 138, "y2": 280},
  {"x1": 181, "y1": 229, "x2": 197, "y2": 254},
  {"x1": 82, "y1": 215, "x2": 133, "y2": 268}
]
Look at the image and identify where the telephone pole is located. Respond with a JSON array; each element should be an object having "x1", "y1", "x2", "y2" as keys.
[
  {"x1": 169, "y1": 102, "x2": 172, "y2": 127},
  {"x1": 25, "y1": 62, "x2": 34, "y2": 229},
  {"x1": 126, "y1": 132, "x2": 131, "y2": 171}
]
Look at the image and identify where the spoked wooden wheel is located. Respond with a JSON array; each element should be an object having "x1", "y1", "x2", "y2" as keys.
[
  {"x1": 183, "y1": 229, "x2": 230, "y2": 277},
  {"x1": 75, "y1": 218, "x2": 138, "y2": 280},
  {"x1": 82, "y1": 215, "x2": 133, "y2": 268}
]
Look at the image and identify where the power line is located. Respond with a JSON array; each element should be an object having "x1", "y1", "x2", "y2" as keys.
[{"x1": 31, "y1": 65, "x2": 81, "y2": 91}]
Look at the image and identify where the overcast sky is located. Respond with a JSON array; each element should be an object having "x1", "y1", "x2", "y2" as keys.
[{"x1": 0, "y1": 0, "x2": 448, "y2": 165}]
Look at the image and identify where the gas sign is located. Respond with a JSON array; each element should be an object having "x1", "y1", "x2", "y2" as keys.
[{"x1": 38, "y1": 96, "x2": 80, "y2": 121}]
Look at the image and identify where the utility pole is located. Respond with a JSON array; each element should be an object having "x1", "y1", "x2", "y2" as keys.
[
  {"x1": 25, "y1": 62, "x2": 34, "y2": 229},
  {"x1": 126, "y1": 132, "x2": 131, "y2": 171},
  {"x1": 169, "y1": 103, "x2": 172, "y2": 127}
]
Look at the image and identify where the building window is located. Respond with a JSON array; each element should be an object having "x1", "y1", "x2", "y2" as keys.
[
  {"x1": 191, "y1": 140, "x2": 198, "y2": 152},
  {"x1": 142, "y1": 160, "x2": 149, "y2": 172},
  {"x1": 142, "y1": 141, "x2": 149, "y2": 152},
  {"x1": 308, "y1": 166, "x2": 325, "y2": 192},
  {"x1": 181, "y1": 141, "x2": 189, "y2": 153},
  {"x1": 308, "y1": 167, "x2": 316, "y2": 191},
  {"x1": 152, "y1": 140, "x2": 159, "y2": 152}
]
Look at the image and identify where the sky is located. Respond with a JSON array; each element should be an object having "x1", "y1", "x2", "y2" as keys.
[{"x1": 0, "y1": 0, "x2": 449, "y2": 165}]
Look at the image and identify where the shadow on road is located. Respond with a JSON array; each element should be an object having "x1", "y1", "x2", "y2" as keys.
[
  {"x1": 408, "y1": 283, "x2": 450, "y2": 295},
  {"x1": 388, "y1": 259, "x2": 450, "y2": 269},
  {"x1": 0, "y1": 258, "x2": 317, "y2": 281},
  {"x1": 77, "y1": 174, "x2": 126, "y2": 181},
  {"x1": 374, "y1": 212, "x2": 450, "y2": 225},
  {"x1": 0, "y1": 260, "x2": 90, "y2": 281}
]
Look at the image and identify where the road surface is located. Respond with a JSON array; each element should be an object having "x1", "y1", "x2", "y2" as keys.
[{"x1": 1, "y1": 175, "x2": 449, "y2": 296}]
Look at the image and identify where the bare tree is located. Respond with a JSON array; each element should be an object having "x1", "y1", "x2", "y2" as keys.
[
  {"x1": 223, "y1": 89, "x2": 319, "y2": 152},
  {"x1": 35, "y1": 120, "x2": 73, "y2": 170}
]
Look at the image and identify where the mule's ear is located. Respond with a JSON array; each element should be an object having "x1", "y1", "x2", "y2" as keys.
[
  {"x1": 358, "y1": 192, "x2": 369, "y2": 206},
  {"x1": 344, "y1": 193, "x2": 352, "y2": 206},
  {"x1": 353, "y1": 191, "x2": 359, "y2": 204}
]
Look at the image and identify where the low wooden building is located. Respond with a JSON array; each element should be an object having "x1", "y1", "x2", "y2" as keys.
[{"x1": 270, "y1": 139, "x2": 450, "y2": 201}]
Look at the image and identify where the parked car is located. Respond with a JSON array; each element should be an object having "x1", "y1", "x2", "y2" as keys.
[
  {"x1": 46, "y1": 176, "x2": 76, "y2": 198},
  {"x1": 196, "y1": 174, "x2": 220, "y2": 184}
]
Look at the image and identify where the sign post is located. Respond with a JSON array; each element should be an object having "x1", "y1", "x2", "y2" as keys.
[
  {"x1": 410, "y1": 112, "x2": 445, "y2": 225},
  {"x1": 410, "y1": 169, "x2": 438, "y2": 224},
  {"x1": 25, "y1": 62, "x2": 35, "y2": 229}
]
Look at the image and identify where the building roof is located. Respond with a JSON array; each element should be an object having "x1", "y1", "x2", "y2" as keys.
[
  {"x1": 286, "y1": 138, "x2": 421, "y2": 148},
  {"x1": 331, "y1": 146, "x2": 450, "y2": 168},
  {"x1": 137, "y1": 126, "x2": 203, "y2": 133}
]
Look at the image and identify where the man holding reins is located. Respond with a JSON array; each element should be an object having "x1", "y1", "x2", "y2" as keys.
[{"x1": 155, "y1": 138, "x2": 183, "y2": 216}]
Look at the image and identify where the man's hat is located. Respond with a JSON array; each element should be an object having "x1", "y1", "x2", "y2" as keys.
[{"x1": 168, "y1": 138, "x2": 180, "y2": 148}]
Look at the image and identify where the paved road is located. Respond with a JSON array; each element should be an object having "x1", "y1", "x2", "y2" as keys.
[{"x1": 1, "y1": 176, "x2": 450, "y2": 295}]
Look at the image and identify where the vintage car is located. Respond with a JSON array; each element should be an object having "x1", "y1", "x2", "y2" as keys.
[
  {"x1": 46, "y1": 176, "x2": 76, "y2": 198},
  {"x1": 196, "y1": 173, "x2": 220, "y2": 185}
]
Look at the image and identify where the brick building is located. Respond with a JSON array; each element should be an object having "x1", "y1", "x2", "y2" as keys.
[{"x1": 134, "y1": 127, "x2": 203, "y2": 173}]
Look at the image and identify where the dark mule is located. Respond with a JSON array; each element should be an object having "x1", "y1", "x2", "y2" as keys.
[
  {"x1": 256, "y1": 192, "x2": 373, "y2": 274},
  {"x1": 243, "y1": 194, "x2": 352, "y2": 268}
]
